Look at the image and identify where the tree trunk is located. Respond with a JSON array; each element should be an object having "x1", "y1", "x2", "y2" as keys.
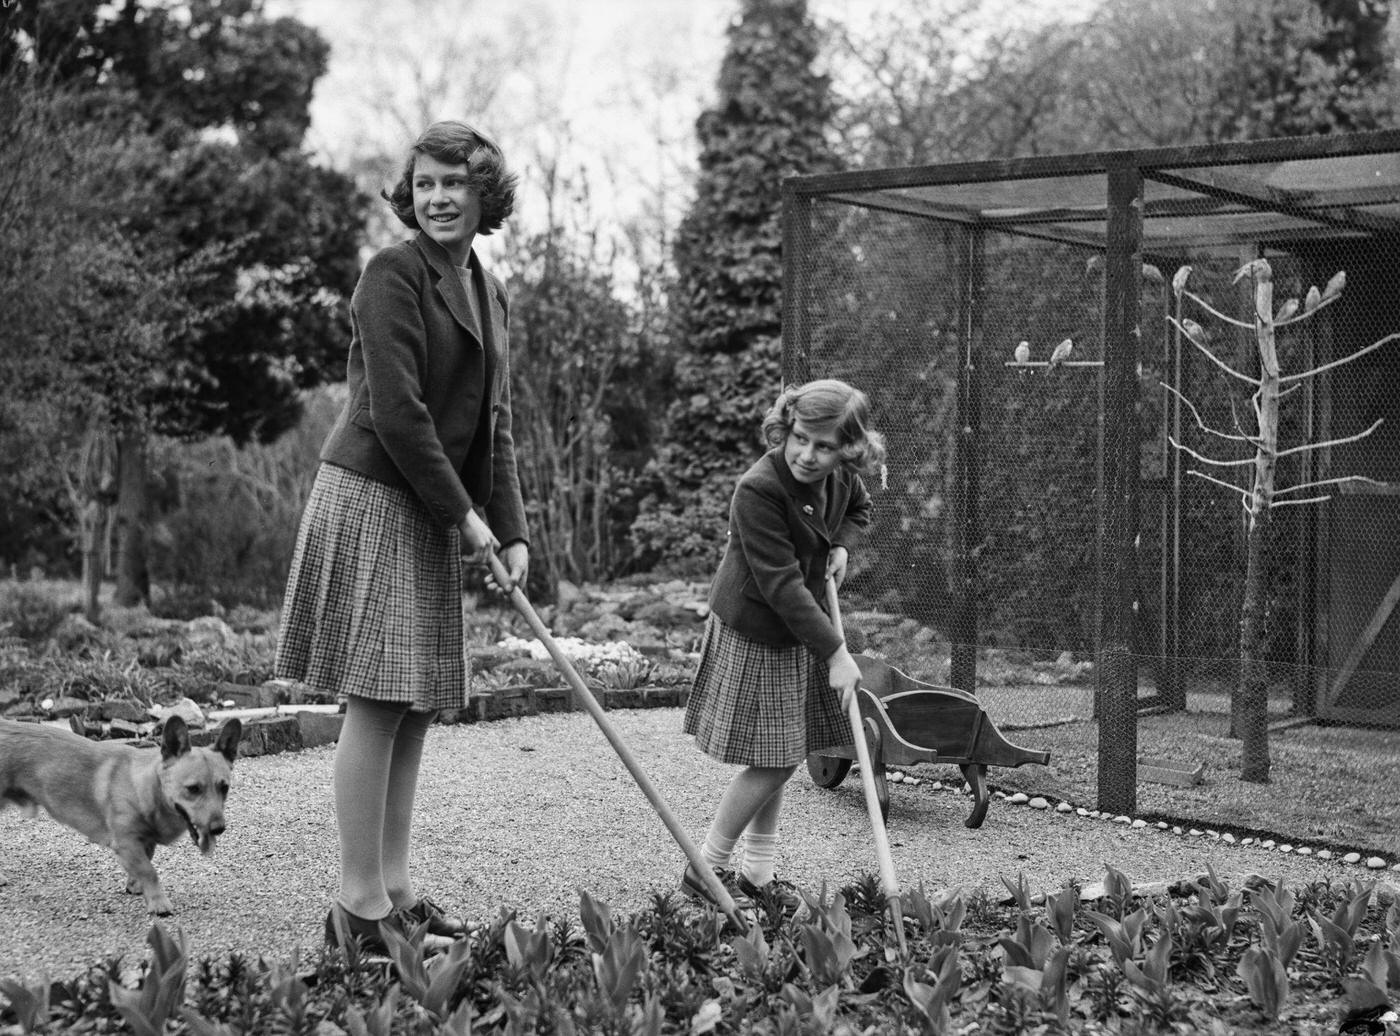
[
  {"x1": 1237, "y1": 267, "x2": 1280, "y2": 783},
  {"x1": 81, "y1": 499, "x2": 103, "y2": 624},
  {"x1": 1238, "y1": 509, "x2": 1272, "y2": 782},
  {"x1": 114, "y1": 432, "x2": 151, "y2": 608}
]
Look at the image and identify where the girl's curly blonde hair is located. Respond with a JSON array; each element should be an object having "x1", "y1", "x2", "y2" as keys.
[{"x1": 762, "y1": 379, "x2": 887, "y2": 477}]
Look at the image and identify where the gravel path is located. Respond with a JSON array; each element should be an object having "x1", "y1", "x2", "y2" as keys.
[{"x1": 0, "y1": 707, "x2": 1367, "y2": 981}]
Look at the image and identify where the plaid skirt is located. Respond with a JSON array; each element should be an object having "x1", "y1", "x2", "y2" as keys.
[
  {"x1": 275, "y1": 464, "x2": 466, "y2": 711},
  {"x1": 683, "y1": 615, "x2": 847, "y2": 767}
]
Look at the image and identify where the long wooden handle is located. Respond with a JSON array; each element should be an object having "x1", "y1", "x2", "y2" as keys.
[
  {"x1": 487, "y1": 551, "x2": 747, "y2": 932},
  {"x1": 826, "y1": 577, "x2": 907, "y2": 953}
]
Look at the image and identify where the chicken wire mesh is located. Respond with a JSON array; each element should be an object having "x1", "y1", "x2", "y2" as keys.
[{"x1": 782, "y1": 136, "x2": 1400, "y2": 854}]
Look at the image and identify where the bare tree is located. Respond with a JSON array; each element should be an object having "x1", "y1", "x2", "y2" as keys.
[
  {"x1": 310, "y1": 0, "x2": 557, "y2": 252},
  {"x1": 1163, "y1": 259, "x2": 1393, "y2": 782}
]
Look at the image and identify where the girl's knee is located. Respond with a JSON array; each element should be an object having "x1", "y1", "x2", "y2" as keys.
[{"x1": 742, "y1": 764, "x2": 796, "y2": 786}]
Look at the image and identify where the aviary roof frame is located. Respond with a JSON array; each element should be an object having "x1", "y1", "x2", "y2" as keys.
[{"x1": 783, "y1": 129, "x2": 1400, "y2": 253}]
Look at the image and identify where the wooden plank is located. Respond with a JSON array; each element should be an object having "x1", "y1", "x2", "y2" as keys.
[
  {"x1": 1138, "y1": 760, "x2": 1205, "y2": 787},
  {"x1": 1327, "y1": 566, "x2": 1400, "y2": 708}
]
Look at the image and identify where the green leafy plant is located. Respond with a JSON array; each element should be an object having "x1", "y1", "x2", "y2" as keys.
[
  {"x1": 1045, "y1": 881, "x2": 1079, "y2": 945},
  {"x1": 591, "y1": 923, "x2": 648, "y2": 1015},
  {"x1": 1084, "y1": 906, "x2": 1148, "y2": 971},
  {"x1": 1098, "y1": 863, "x2": 1136, "y2": 921},
  {"x1": 1307, "y1": 879, "x2": 1373, "y2": 980},
  {"x1": 1249, "y1": 878, "x2": 1304, "y2": 969},
  {"x1": 594, "y1": 657, "x2": 654, "y2": 690},
  {"x1": 107, "y1": 924, "x2": 188, "y2": 1036},
  {"x1": 0, "y1": 976, "x2": 50, "y2": 1034},
  {"x1": 503, "y1": 916, "x2": 556, "y2": 985},
  {"x1": 796, "y1": 888, "x2": 862, "y2": 987},
  {"x1": 1236, "y1": 945, "x2": 1289, "y2": 1022},
  {"x1": 383, "y1": 922, "x2": 473, "y2": 1020},
  {"x1": 341, "y1": 983, "x2": 398, "y2": 1036},
  {"x1": 902, "y1": 945, "x2": 961, "y2": 1034},
  {"x1": 1000, "y1": 871, "x2": 1033, "y2": 913},
  {"x1": 1121, "y1": 930, "x2": 1186, "y2": 1029}
]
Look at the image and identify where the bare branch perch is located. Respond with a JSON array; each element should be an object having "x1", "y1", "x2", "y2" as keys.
[
  {"x1": 1280, "y1": 332, "x2": 1400, "y2": 384},
  {"x1": 1181, "y1": 290, "x2": 1254, "y2": 330},
  {"x1": 1158, "y1": 382, "x2": 1256, "y2": 444},
  {"x1": 1274, "y1": 419, "x2": 1384, "y2": 459},
  {"x1": 1273, "y1": 474, "x2": 1387, "y2": 497},
  {"x1": 1168, "y1": 436, "x2": 1255, "y2": 468},
  {"x1": 1187, "y1": 468, "x2": 1251, "y2": 502},
  {"x1": 1168, "y1": 316, "x2": 1259, "y2": 386}
]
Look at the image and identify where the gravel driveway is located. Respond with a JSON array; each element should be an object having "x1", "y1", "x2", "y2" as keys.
[{"x1": 0, "y1": 707, "x2": 1371, "y2": 981}]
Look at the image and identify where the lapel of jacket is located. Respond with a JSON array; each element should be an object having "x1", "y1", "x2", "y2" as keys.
[
  {"x1": 769, "y1": 450, "x2": 832, "y2": 543},
  {"x1": 414, "y1": 233, "x2": 482, "y2": 350},
  {"x1": 472, "y1": 254, "x2": 507, "y2": 391}
]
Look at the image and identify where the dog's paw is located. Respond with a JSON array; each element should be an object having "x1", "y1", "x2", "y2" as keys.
[{"x1": 146, "y1": 896, "x2": 175, "y2": 916}]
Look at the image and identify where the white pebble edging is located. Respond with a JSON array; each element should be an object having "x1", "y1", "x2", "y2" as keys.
[{"x1": 926, "y1": 778, "x2": 1395, "y2": 875}]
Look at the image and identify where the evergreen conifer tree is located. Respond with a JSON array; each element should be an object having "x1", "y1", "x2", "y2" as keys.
[{"x1": 632, "y1": 0, "x2": 838, "y2": 572}]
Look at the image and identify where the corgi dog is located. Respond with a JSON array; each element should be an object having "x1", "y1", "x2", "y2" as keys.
[{"x1": 0, "y1": 714, "x2": 242, "y2": 915}]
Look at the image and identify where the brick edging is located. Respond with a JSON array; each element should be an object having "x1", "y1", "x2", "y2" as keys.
[{"x1": 192, "y1": 685, "x2": 691, "y2": 757}]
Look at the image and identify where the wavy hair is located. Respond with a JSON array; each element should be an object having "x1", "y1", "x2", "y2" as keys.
[
  {"x1": 382, "y1": 120, "x2": 518, "y2": 235},
  {"x1": 761, "y1": 379, "x2": 887, "y2": 476}
]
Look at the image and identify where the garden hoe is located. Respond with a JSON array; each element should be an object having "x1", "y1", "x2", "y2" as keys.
[
  {"x1": 482, "y1": 542, "x2": 750, "y2": 934},
  {"x1": 826, "y1": 576, "x2": 909, "y2": 956}
]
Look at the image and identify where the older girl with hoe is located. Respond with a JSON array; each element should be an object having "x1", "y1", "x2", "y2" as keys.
[
  {"x1": 683, "y1": 379, "x2": 886, "y2": 912},
  {"x1": 277, "y1": 121, "x2": 530, "y2": 956}
]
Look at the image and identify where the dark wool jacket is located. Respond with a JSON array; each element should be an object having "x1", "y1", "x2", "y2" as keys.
[
  {"x1": 320, "y1": 233, "x2": 528, "y2": 546},
  {"x1": 708, "y1": 448, "x2": 873, "y2": 660}
]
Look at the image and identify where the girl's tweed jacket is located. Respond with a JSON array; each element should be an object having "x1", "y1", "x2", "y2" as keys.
[
  {"x1": 708, "y1": 448, "x2": 872, "y2": 660},
  {"x1": 319, "y1": 232, "x2": 528, "y2": 546}
]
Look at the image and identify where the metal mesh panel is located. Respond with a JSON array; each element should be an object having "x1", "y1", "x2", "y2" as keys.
[{"x1": 782, "y1": 139, "x2": 1400, "y2": 856}]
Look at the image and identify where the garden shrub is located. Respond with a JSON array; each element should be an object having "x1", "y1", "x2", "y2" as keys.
[{"x1": 4, "y1": 867, "x2": 1394, "y2": 1034}]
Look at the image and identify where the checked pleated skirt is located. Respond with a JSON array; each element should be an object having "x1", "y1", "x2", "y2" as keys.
[
  {"x1": 276, "y1": 463, "x2": 467, "y2": 711},
  {"x1": 684, "y1": 614, "x2": 847, "y2": 768}
]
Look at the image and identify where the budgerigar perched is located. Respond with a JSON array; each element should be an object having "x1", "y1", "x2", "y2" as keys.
[
  {"x1": 1048, "y1": 338, "x2": 1073, "y2": 369},
  {"x1": 1014, "y1": 341, "x2": 1030, "y2": 364}
]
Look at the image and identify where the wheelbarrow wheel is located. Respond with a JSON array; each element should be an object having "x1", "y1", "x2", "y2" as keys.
[
  {"x1": 863, "y1": 717, "x2": 891, "y2": 825},
  {"x1": 807, "y1": 753, "x2": 851, "y2": 788}
]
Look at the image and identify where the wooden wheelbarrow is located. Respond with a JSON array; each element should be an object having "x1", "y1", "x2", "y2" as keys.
[{"x1": 807, "y1": 654, "x2": 1051, "y2": 828}]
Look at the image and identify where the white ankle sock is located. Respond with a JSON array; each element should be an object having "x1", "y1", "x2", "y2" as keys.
[
  {"x1": 741, "y1": 832, "x2": 778, "y2": 887},
  {"x1": 702, "y1": 830, "x2": 739, "y2": 871}
]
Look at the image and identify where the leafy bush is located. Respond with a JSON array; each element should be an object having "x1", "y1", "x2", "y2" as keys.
[
  {"x1": 150, "y1": 386, "x2": 343, "y2": 613},
  {"x1": 0, "y1": 580, "x2": 79, "y2": 644},
  {"x1": 3, "y1": 867, "x2": 1393, "y2": 1034}
]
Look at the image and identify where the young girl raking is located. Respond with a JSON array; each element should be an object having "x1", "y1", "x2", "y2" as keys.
[{"x1": 683, "y1": 378, "x2": 886, "y2": 912}]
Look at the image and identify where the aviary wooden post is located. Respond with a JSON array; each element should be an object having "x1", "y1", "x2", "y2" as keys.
[
  {"x1": 950, "y1": 226, "x2": 985, "y2": 694},
  {"x1": 1097, "y1": 160, "x2": 1143, "y2": 817}
]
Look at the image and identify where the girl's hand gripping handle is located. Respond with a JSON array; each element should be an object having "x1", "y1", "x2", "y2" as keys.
[{"x1": 824, "y1": 577, "x2": 860, "y2": 709}]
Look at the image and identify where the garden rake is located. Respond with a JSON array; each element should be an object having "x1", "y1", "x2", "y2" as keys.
[
  {"x1": 825, "y1": 576, "x2": 909, "y2": 955},
  {"x1": 481, "y1": 541, "x2": 749, "y2": 934}
]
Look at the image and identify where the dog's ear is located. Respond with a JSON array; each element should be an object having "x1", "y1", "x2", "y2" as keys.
[
  {"x1": 160, "y1": 715, "x2": 190, "y2": 760},
  {"x1": 214, "y1": 718, "x2": 242, "y2": 764}
]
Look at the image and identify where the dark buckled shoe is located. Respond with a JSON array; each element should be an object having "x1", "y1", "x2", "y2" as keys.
[
  {"x1": 325, "y1": 904, "x2": 454, "y2": 959},
  {"x1": 325, "y1": 904, "x2": 395, "y2": 958},
  {"x1": 402, "y1": 895, "x2": 468, "y2": 939},
  {"x1": 680, "y1": 864, "x2": 751, "y2": 910},
  {"x1": 737, "y1": 873, "x2": 805, "y2": 916}
]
